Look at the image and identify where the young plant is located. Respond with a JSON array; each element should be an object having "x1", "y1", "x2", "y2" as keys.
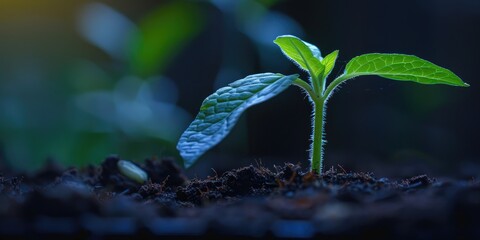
[{"x1": 177, "y1": 35, "x2": 469, "y2": 173}]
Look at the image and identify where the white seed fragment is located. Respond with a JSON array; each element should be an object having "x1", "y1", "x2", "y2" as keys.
[{"x1": 117, "y1": 160, "x2": 148, "y2": 184}]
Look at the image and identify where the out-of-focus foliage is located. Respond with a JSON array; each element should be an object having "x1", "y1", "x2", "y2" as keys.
[
  {"x1": 129, "y1": 2, "x2": 204, "y2": 77},
  {"x1": 0, "y1": 1, "x2": 205, "y2": 169},
  {"x1": 0, "y1": 0, "x2": 298, "y2": 170}
]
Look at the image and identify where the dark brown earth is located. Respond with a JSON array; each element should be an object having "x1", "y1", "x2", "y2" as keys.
[{"x1": 1, "y1": 156, "x2": 479, "y2": 239}]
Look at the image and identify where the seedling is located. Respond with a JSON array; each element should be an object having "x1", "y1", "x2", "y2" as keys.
[{"x1": 177, "y1": 35, "x2": 468, "y2": 173}]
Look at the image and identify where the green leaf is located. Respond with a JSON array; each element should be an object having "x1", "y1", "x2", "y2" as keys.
[
  {"x1": 177, "y1": 73, "x2": 298, "y2": 167},
  {"x1": 274, "y1": 35, "x2": 324, "y2": 78},
  {"x1": 304, "y1": 42, "x2": 322, "y2": 60},
  {"x1": 321, "y1": 50, "x2": 339, "y2": 80},
  {"x1": 340, "y1": 53, "x2": 469, "y2": 87}
]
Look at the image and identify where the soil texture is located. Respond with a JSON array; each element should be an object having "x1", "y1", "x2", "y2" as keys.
[{"x1": 1, "y1": 156, "x2": 480, "y2": 239}]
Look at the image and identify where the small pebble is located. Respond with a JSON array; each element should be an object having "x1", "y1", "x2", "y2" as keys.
[{"x1": 117, "y1": 160, "x2": 148, "y2": 184}]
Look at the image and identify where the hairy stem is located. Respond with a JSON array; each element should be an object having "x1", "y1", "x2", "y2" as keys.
[
  {"x1": 293, "y1": 77, "x2": 327, "y2": 174},
  {"x1": 311, "y1": 98, "x2": 325, "y2": 174},
  {"x1": 293, "y1": 78, "x2": 316, "y2": 98},
  {"x1": 324, "y1": 74, "x2": 350, "y2": 100}
]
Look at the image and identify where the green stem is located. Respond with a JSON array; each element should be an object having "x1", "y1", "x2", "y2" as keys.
[
  {"x1": 324, "y1": 74, "x2": 350, "y2": 100},
  {"x1": 293, "y1": 78, "x2": 317, "y2": 98},
  {"x1": 292, "y1": 77, "x2": 328, "y2": 174},
  {"x1": 311, "y1": 97, "x2": 325, "y2": 174}
]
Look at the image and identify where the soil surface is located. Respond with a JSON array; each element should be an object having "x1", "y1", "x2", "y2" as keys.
[{"x1": 1, "y1": 156, "x2": 480, "y2": 239}]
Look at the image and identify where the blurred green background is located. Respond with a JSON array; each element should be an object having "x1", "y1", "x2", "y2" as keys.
[
  {"x1": 0, "y1": 0, "x2": 205, "y2": 169},
  {"x1": 0, "y1": 0, "x2": 478, "y2": 176}
]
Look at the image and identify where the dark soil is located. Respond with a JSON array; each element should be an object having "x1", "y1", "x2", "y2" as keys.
[{"x1": 1, "y1": 156, "x2": 480, "y2": 239}]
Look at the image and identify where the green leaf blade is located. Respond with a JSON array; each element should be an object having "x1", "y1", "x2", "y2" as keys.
[
  {"x1": 342, "y1": 53, "x2": 468, "y2": 87},
  {"x1": 274, "y1": 35, "x2": 324, "y2": 78},
  {"x1": 321, "y1": 50, "x2": 339, "y2": 80},
  {"x1": 177, "y1": 73, "x2": 298, "y2": 168}
]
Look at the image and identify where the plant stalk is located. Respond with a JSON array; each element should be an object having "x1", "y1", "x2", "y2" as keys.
[{"x1": 311, "y1": 98, "x2": 325, "y2": 174}]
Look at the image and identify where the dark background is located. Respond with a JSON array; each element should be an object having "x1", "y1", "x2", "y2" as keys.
[{"x1": 0, "y1": 0, "x2": 478, "y2": 177}]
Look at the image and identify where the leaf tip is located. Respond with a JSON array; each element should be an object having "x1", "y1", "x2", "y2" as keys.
[
  {"x1": 180, "y1": 153, "x2": 196, "y2": 169},
  {"x1": 463, "y1": 82, "x2": 470, "y2": 87}
]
